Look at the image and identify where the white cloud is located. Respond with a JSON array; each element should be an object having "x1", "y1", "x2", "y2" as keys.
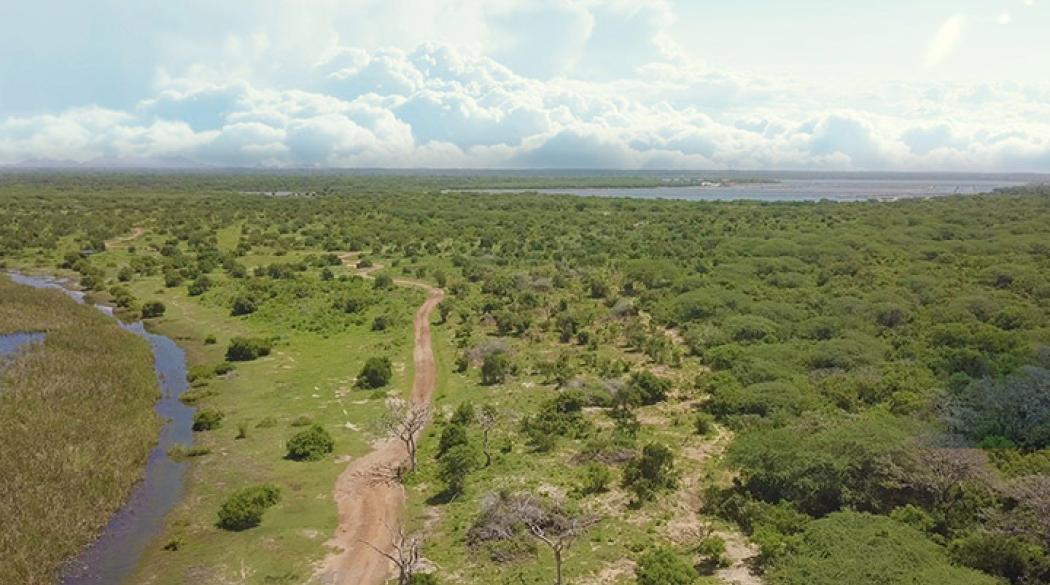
[
  {"x1": 1, "y1": 2, "x2": 1048, "y2": 171},
  {"x1": 925, "y1": 15, "x2": 966, "y2": 68}
]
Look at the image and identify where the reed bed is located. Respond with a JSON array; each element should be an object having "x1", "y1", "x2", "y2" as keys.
[{"x1": 0, "y1": 276, "x2": 159, "y2": 585}]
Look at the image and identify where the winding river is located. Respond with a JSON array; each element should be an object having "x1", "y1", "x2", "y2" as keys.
[{"x1": 7, "y1": 273, "x2": 193, "y2": 585}]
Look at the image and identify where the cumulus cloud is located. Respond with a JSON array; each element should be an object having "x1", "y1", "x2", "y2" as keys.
[{"x1": 0, "y1": 2, "x2": 1048, "y2": 171}]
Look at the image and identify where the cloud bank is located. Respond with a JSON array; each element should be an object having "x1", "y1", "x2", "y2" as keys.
[{"x1": 0, "y1": 1, "x2": 1048, "y2": 171}]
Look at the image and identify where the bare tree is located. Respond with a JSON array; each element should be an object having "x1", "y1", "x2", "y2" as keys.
[
  {"x1": 376, "y1": 400, "x2": 431, "y2": 471},
  {"x1": 361, "y1": 523, "x2": 424, "y2": 585},
  {"x1": 511, "y1": 495, "x2": 600, "y2": 585},
  {"x1": 477, "y1": 404, "x2": 499, "y2": 467}
]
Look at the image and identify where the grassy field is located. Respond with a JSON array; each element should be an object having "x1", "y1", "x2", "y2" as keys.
[
  {"x1": 96, "y1": 251, "x2": 427, "y2": 584},
  {"x1": 0, "y1": 276, "x2": 159, "y2": 585}
]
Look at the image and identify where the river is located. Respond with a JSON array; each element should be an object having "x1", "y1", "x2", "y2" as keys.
[{"x1": 7, "y1": 272, "x2": 192, "y2": 585}]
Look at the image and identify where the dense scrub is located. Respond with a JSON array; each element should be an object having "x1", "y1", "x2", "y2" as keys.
[{"x1": 0, "y1": 277, "x2": 159, "y2": 585}]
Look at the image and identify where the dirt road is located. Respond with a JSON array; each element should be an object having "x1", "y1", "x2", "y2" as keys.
[{"x1": 314, "y1": 255, "x2": 444, "y2": 585}]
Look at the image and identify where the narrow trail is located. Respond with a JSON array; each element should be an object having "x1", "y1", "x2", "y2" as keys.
[
  {"x1": 103, "y1": 227, "x2": 145, "y2": 249},
  {"x1": 314, "y1": 254, "x2": 444, "y2": 585}
]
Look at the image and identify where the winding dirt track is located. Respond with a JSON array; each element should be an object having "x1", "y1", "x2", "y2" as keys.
[{"x1": 314, "y1": 254, "x2": 444, "y2": 585}]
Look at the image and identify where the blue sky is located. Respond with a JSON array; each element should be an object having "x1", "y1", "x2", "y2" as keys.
[{"x1": 1, "y1": 0, "x2": 1047, "y2": 170}]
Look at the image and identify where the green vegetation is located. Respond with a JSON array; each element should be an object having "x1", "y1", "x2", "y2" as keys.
[
  {"x1": 216, "y1": 485, "x2": 282, "y2": 531},
  {"x1": 0, "y1": 276, "x2": 159, "y2": 585},
  {"x1": 285, "y1": 424, "x2": 335, "y2": 461},
  {"x1": 225, "y1": 336, "x2": 272, "y2": 361},
  {"x1": 1, "y1": 173, "x2": 1048, "y2": 585},
  {"x1": 357, "y1": 356, "x2": 393, "y2": 388}
]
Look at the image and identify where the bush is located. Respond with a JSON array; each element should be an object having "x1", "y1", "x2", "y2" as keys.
[
  {"x1": 140, "y1": 300, "x2": 166, "y2": 319},
  {"x1": 520, "y1": 391, "x2": 591, "y2": 451},
  {"x1": 766, "y1": 512, "x2": 1002, "y2": 585},
  {"x1": 622, "y1": 370, "x2": 672, "y2": 406},
  {"x1": 371, "y1": 314, "x2": 391, "y2": 331},
  {"x1": 357, "y1": 356, "x2": 393, "y2": 388},
  {"x1": 373, "y1": 274, "x2": 393, "y2": 289},
  {"x1": 230, "y1": 296, "x2": 257, "y2": 316},
  {"x1": 623, "y1": 443, "x2": 677, "y2": 504},
  {"x1": 635, "y1": 547, "x2": 697, "y2": 585},
  {"x1": 225, "y1": 337, "x2": 272, "y2": 361},
  {"x1": 186, "y1": 276, "x2": 211, "y2": 296},
  {"x1": 579, "y1": 463, "x2": 612, "y2": 495},
  {"x1": 728, "y1": 411, "x2": 916, "y2": 516},
  {"x1": 204, "y1": 333, "x2": 217, "y2": 344},
  {"x1": 192, "y1": 409, "x2": 224, "y2": 431},
  {"x1": 437, "y1": 424, "x2": 470, "y2": 459},
  {"x1": 286, "y1": 424, "x2": 335, "y2": 461},
  {"x1": 948, "y1": 532, "x2": 1050, "y2": 585},
  {"x1": 408, "y1": 574, "x2": 439, "y2": 585},
  {"x1": 694, "y1": 412, "x2": 716, "y2": 436},
  {"x1": 438, "y1": 444, "x2": 479, "y2": 495},
  {"x1": 943, "y1": 366, "x2": 1050, "y2": 451},
  {"x1": 216, "y1": 485, "x2": 281, "y2": 531},
  {"x1": 481, "y1": 351, "x2": 511, "y2": 385}
]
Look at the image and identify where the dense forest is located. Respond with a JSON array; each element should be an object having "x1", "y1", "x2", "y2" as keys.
[{"x1": 1, "y1": 173, "x2": 1048, "y2": 585}]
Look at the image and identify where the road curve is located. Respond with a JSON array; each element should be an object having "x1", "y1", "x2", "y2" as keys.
[{"x1": 314, "y1": 255, "x2": 444, "y2": 585}]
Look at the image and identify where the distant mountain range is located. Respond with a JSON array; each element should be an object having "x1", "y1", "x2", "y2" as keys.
[{"x1": 1, "y1": 156, "x2": 209, "y2": 169}]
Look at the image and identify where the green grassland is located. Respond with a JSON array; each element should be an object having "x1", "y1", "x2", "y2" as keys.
[{"x1": 1, "y1": 173, "x2": 1049, "y2": 585}]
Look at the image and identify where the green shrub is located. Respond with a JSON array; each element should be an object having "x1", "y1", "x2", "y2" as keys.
[
  {"x1": 579, "y1": 463, "x2": 613, "y2": 495},
  {"x1": 286, "y1": 425, "x2": 334, "y2": 461},
  {"x1": 481, "y1": 351, "x2": 511, "y2": 385},
  {"x1": 225, "y1": 337, "x2": 272, "y2": 361},
  {"x1": 520, "y1": 391, "x2": 591, "y2": 451},
  {"x1": 186, "y1": 276, "x2": 211, "y2": 296},
  {"x1": 357, "y1": 356, "x2": 393, "y2": 388},
  {"x1": 438, "y1": 444, "x2": 479, "y2": 495},
  {"x1": 192, "y1": 409, "x2": 224, "y2": 431},
  {"x1": 230, "y1": 296, "x2": 257, "y2": 316},
  {"x1": 140, "y1": 300, "x2": 166, "y2": 319},
  {"x1": 623, "y1": 370, "x2": 671, "y2": 406},
  {"x1": 635, "y1": 547, "x2": 698, "y2": 585},
  {"x1": 437, "y1": 424, "x2": 470, "y2": 458},
  {"x1": 621, "y1": 443, "x2": 680, "y2": 502},
  {"x1": 765, "y1": 512, "x2": 1002, "y2": 585},
  {"x1": 623, "y1": 443, "x2": 677, "y2": 504},
  {"x1": 948, "y1": 532, "x2": 1050, "y2": 585},
  {"x1": 694, "y1": 412, "x2": 716, "y2": 436},
  {"x1": 216, "y1": 484, "x2": 281, "y2": 531}
]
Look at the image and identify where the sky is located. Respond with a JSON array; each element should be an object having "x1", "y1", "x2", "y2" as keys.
[{"x1": 1, "y1": 0, "x2": 1048, "y2": 171}]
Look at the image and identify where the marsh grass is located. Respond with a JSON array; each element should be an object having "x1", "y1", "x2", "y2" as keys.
[{"x1": 0, "y1": 276, "x2": 159, "y2": 585}]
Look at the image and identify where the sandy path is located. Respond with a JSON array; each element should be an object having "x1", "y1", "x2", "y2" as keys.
[
  {"x1": 314, "y1": 254, "x2": 444, "y2": 585},
  {"x1": 103, "y1": 227, "x2": 145, "y2": 249}
]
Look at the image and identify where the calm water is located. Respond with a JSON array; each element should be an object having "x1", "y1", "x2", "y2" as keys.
[
  {"x1": 475, "y1": 178, "x2": 1028, "y2": 201},
  {"x1": 0, "y1": 331, "x2": 44, "y2": 359},
  {"x1": 7, "y1": 272, "x2": 192, "y2": 585}
]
